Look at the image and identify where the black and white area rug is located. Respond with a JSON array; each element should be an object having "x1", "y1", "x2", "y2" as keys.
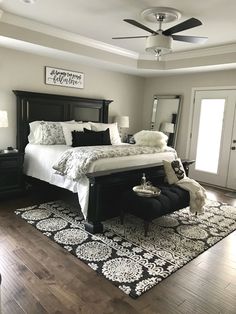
[{"x1": 15, "y1": 200, "x2": 236, "y2": 298}]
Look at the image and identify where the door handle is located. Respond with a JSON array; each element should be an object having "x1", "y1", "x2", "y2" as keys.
[{"x1": 231, "y1": 146, "x2": 236, "y2": 150}]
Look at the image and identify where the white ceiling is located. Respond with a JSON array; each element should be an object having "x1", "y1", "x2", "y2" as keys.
[{"x1": 0, "y1": 0, "x2": 236, "y2": 76}]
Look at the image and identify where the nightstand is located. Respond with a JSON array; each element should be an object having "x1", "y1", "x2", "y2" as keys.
[
  {"x1": 0, "y1": 151, "x2": 25, "y2": 198},
  {"x1": 181, "y1": 159, "x2": 195, "y2": 176}
]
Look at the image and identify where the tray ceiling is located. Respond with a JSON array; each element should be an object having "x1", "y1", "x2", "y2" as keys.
[{"x1": 0, "y1": 0, "x2": 236, "y2": 76}]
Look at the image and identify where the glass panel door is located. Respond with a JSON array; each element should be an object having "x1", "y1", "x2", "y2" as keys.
[
  {"x1": 189, "y1": 90, "x2": 236, "y2": 187},
  {"x1": 195, "y1": 99, "x2": 225, "y2": 173}
]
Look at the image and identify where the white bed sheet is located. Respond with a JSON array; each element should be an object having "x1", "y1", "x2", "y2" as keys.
[{"x1": 24, "y1": 144, "x2": 177, "y2": 218}]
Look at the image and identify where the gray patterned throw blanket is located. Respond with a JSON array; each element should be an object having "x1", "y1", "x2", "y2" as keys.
[{"x1": 53, "y1": 145, "x2": 169, "y2": 180}]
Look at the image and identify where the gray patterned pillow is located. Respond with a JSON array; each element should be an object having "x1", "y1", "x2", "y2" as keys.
[{"x1": 39, "y1": 121, "x2": 66, "y2": 145}]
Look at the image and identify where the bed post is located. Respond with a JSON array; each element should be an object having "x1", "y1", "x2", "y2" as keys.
[{"x1": 84, "y1": 177, "x2": 104, "y2": 233}]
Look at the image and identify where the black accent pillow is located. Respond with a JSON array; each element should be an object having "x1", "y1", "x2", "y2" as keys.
[
  {"x1": 71, "y1": 131, "x2": 84, "y2": 147},
  {"x1": 83, "y1": 128, "x2": 111, "y2": 145},
  {"x1": 71, "y1": 129, "x2": 111, "y2": 147}
]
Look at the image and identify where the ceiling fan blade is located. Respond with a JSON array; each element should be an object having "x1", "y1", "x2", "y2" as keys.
[
  {"x1": 163, "y1": 18, "x2": 202, "y2": 36},
  {"x1": 112, "y1": 35, "x2": 148, "y2": 39},
  {"x1": 172, "y1": 35, "x2": 208, "y2": 43},
  {"x1": 124, "y1": 19, "x2": 156, "y2": 34}
]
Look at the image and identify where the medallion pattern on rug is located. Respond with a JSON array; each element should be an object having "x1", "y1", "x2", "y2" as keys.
[{"x1": 15, "y1": 199, "x2": 236, "y2": 298}]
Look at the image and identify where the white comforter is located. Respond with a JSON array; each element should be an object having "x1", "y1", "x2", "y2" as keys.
[
  {"x1": 52, "y1": 145, "x2": 174, "y2": 181},
  {"x1": 24, "y1": 144, "x2": 177, "y2": 218}
]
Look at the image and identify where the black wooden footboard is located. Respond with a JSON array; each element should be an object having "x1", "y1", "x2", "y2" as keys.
[
  {"x1": 85, "y1": 164, "x2": 166, "y2": 233},
  {"x1": 84, "y1": 160, "x2": 194, "y2": 233}
]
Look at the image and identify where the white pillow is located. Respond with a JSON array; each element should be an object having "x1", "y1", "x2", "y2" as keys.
[
  {"x1": 163, "y1": 158, "x2": 186, "y2": 184},
  {"x1": 89, "y1": 122, "x2": 122, "y2": 145},
  {"x1": 133, "y1": 130, "x2": 168, "y2": 149},
  {"x1": 62, "y1": 122, "x2": 91, "y2": 146},
  {"x1": 28, "y1": 120, "x2": 75, "y2": 144},
  {"x1": 28, "y1": 121, "x2": 42, "y2": 144}
]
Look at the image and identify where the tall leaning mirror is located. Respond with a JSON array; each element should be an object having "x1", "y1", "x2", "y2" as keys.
[{"x1": 151, "y1": 95, "x2": 182, "y2": 148}]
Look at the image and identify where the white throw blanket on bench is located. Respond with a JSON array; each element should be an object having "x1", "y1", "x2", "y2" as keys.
[{"x1": 175, "y1": 177, "x2": 206, "y2": 214}]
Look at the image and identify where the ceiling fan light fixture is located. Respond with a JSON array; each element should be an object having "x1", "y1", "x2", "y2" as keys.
[
  {"x1": 114, "y1": 7, "x2": 207, "y2": 61},
  {"x1": 145, "y1": 34, "x2": 172, "y2": 58},
  {"x1": 141, "y1": 7, "x2": 181, "y2": 23}
]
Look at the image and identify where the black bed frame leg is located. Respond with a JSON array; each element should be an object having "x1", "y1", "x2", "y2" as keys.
[
  {"x1": 144, "y1": 221, "x2": 149, "y2": 237},
  {"x1": 85, "y1": 221, "x2": 103, "y2": 234},
  {"x1": 120, "y1": 209, "x2": 125, "y2": 225}
]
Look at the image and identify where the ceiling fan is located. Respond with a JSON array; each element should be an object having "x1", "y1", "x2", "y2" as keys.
[{"x1": 112, "y1": 7, "x2": 208, "y2": 60}]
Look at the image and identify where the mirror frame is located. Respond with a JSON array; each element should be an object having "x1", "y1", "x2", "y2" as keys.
[{"x1": 151, "y1": 95, "x2": 182, "y2": 148}]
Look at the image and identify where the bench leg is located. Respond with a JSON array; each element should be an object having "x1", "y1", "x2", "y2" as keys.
[{"x1": 144, "y1": 221, "x2": 149, "y2": 237}]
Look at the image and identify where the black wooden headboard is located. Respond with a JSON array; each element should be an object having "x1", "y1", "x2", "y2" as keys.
[{"x1": 14, "y1": 90, "x2": 113, "y2": 152}]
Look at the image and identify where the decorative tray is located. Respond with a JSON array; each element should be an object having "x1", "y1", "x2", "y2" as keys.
[{"x1": 132, "y1": 185, "x2": 161, "y2": 198}]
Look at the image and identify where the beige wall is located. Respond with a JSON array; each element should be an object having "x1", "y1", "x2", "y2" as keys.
[
  {"x1": 0, "y1": 47, "x2": 144, "y2": 149},
  {"x1": 143, "y1": 70, "x2": 236, "y2": 158},
  {"x1": 2, "y1": 45, "x2": 236, "y2": 158}
]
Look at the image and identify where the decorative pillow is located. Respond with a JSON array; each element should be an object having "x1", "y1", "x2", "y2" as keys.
[
  {"x1": 83, "y1": 128, "x2": 111, "y2": 145},
  {"x1": 71, "y1": 131, "x2": 83, "y2": 147},
  {"x1": 133, "y1": 130, "x2": 168, "y2": 149},
  {"x1": 62, "y1": 122, "x2": 91, "y2": 146},
  {"x1": 72, "y1": 130, "x2": 110, "y2": 147},
  {"x1": 40, "y1": 121, "x2": 66, "y2": 145},
  {"x1": 163, "y1": 158, "x2": 186, "y2": 184},
  {"x1": 89, "y1": 122, "x2": 121, "y2": 145},
  {"x1": 28, "y1": 120, "x2": 75, "y2": 144},
  {"x1": 28, "y1": 121, "x2": 42, "y2": 144}
]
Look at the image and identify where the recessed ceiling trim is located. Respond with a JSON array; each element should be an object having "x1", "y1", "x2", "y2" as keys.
[
  {"x1": 1, "y1": 11, "x2": 138, "y2": 59},
  {"x1": 163, "y1": 43, "x2": 236, "y2": 61},
  {"x1": 0, "y1": 22, "x2": 138, "y2": 67}
]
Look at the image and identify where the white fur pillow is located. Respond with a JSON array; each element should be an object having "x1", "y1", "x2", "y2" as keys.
[{"x1": 133, "y1": 130, "x2": 168, "y2": 149}]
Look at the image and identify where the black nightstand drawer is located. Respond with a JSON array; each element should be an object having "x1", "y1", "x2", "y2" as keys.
[
  {"x1": 0, "y1": 170, "x2": 21, "y2": 190},
  {"x1": 0, "y1": 157, "x2": 18, "y2": 169},
  {"x1": 0, "y1": 152, "x2": 24, "y2": 197}
]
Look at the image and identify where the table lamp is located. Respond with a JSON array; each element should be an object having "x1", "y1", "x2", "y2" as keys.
[
  {"x1": 114, "y1": 115, "x2": 129, "y2": 142},
  {"x1": 160, "y1": 122, "x2": 174, "y2": 134},
  {"x1": 0, "y1": 110, "x2": 9, "y2": 152},
  {"x1": 0, "y1": 110, "x2": 8, "y2": 128},
  {"x1": 160, "y1": 122, "x2": 175, "y2": 147}
]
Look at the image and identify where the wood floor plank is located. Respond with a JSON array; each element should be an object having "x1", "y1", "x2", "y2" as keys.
[
  {"x1": 171, "y1": 269, "x2": 236, "y2": 313},
  {"x1": 1, "y1": 288, "x2": 26, "y2": 314}
]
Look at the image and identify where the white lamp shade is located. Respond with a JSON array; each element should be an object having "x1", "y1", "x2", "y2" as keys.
[
  {"x1": 160, "y1": 122, "x2": 174, "y2": 133},
  {"x1": 114, "y1": 116, "x2": 129, "y2": 128},
  {"x1": 145, "y1": 34, "x2": 172, "y2": 54},
  {"x1": 0, "y1": 110, "x2": 8, "y2": 128}
]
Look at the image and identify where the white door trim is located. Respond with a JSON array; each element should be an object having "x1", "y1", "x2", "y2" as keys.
[{"x1": 186, "y1": 86, "x2": 236, "y2": 158}]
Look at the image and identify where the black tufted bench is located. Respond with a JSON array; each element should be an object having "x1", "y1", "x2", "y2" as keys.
[{"x1": 121, "y1": 185, "x2": 190, "y2": 236}]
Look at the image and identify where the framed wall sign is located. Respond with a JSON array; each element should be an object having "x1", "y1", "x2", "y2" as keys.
[{"x1": 45, "y1": 66, "x2": 84, "y2": 89}]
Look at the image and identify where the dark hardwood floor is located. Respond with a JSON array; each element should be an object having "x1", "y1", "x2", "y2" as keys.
[{"x1": 0, "y1": 184, "x2": 235, "y2": 314}]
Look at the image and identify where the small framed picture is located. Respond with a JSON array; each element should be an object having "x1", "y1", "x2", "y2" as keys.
[{"x1": 45, "y1": 66, "x2": 84, "y2": 89}]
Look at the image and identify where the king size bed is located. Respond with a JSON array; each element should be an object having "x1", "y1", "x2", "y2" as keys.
[{"x1": 15, "y1": 90, "x2": 178, "y2": 233}]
